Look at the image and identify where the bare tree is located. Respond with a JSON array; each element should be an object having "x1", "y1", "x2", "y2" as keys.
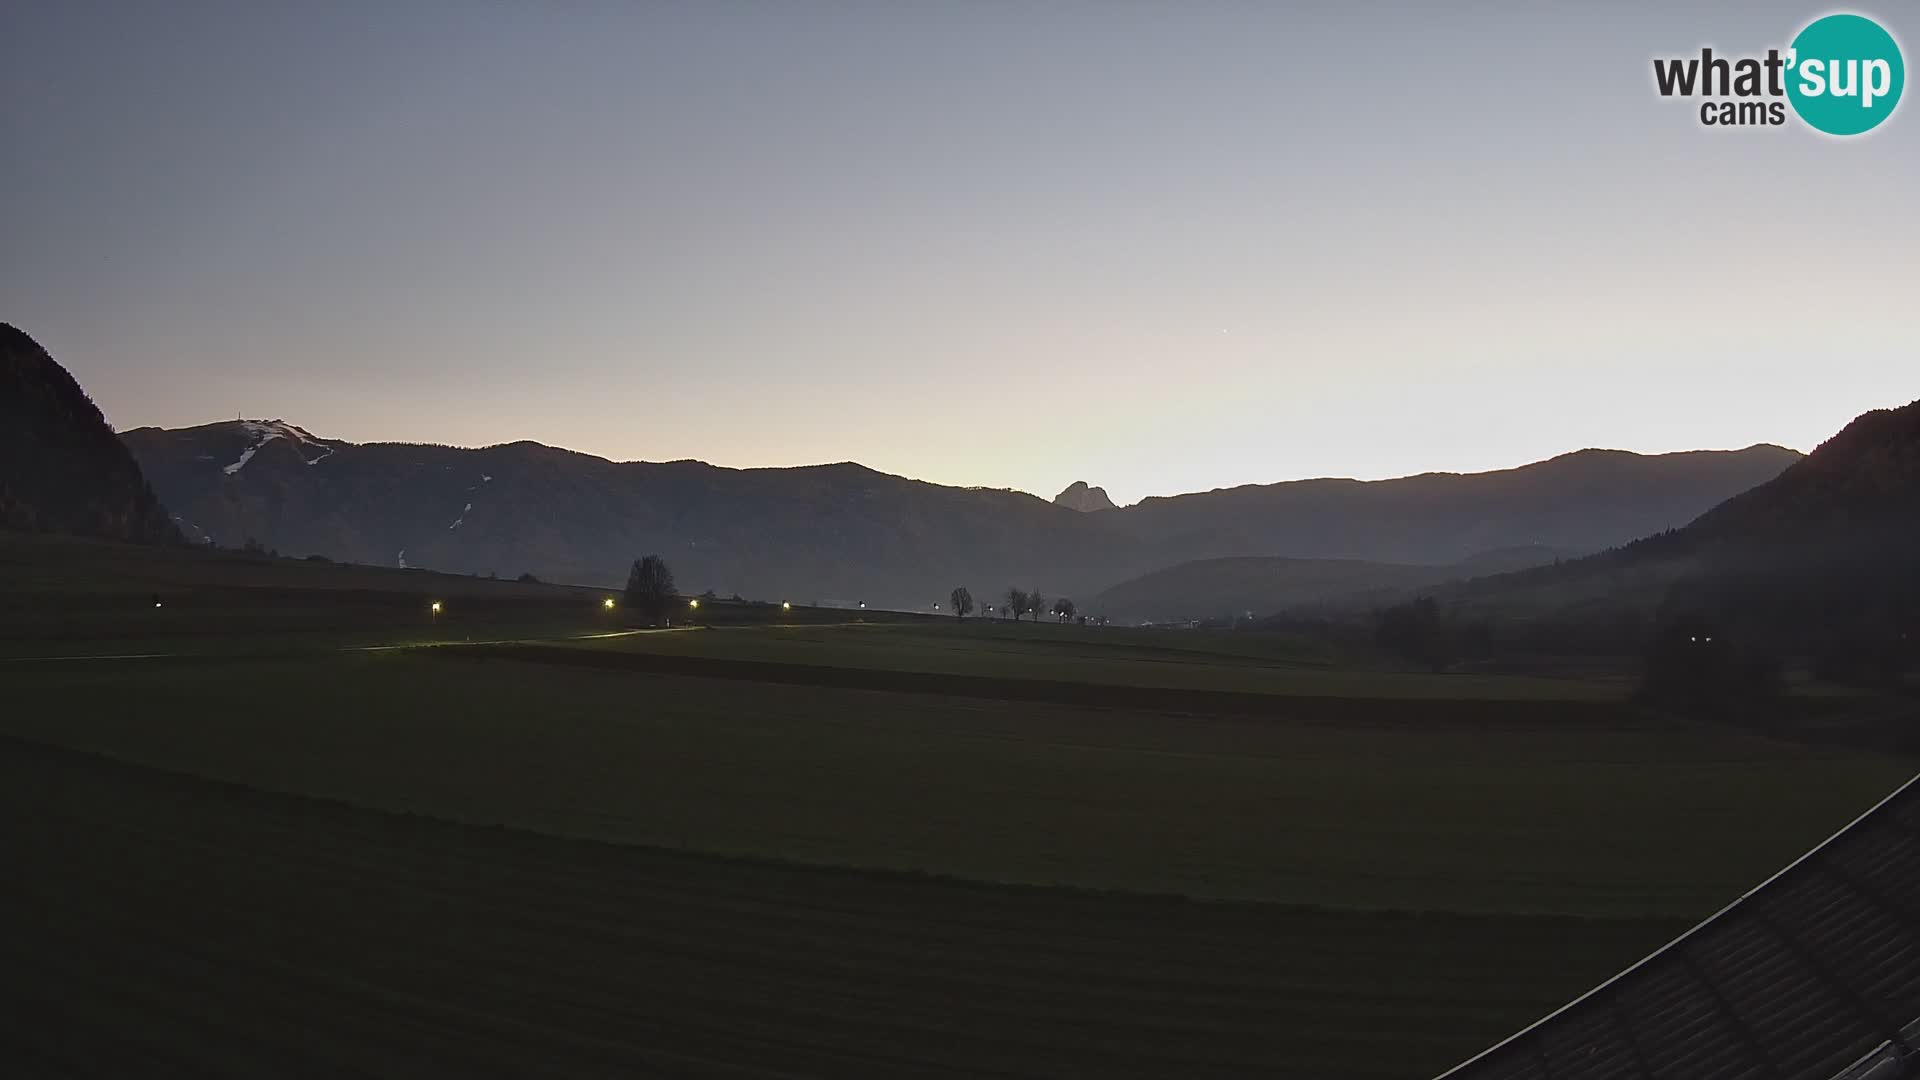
[
  {"x1": 950, "y1": 586, "x2": 974, "y2": 620},
  {"x1": 1052, "y1": 597, "x2": 1076, "y2": 623},
  {"x1": 1006, "y1": 587, "x2": 1028, "y2": 622},
  {"x1": 625, "y1": 554, "x2": 676, "y2": 622},
  {"x1": 1028, "y1": 589, "x2": 1045, "y2": 623}
]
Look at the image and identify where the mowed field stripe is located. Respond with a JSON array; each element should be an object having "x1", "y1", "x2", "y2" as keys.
[
  {"x1": 0, "y1": 734, "x2": 1679, "y2": 1079},
  {"x1": 456, "y1": 642, "x2": 1629, "y2": 722}
]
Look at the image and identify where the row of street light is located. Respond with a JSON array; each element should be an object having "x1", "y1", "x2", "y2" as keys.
[{"x1": 425, "y1": 596, "x2": 800, "y2": 619}]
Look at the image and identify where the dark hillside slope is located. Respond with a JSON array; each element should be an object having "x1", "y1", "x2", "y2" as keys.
[
  {"x1": 0, "y1": 324, "x2": 178, "y2": 545},
  {"x1": 1437, "y1": 400, "x2": 1920, "y2": 658},
  {"x1": 1685, "y1": 399, "x2": 1920, "y2": 543},
  {"x1": 1661, "y1": 399, "x2": 1920, "y2": 660},
  {"x1": 1093, "y1": 546, "x2": 1575, "y2": 624},
  {"x1": 1094, "y1": 556, "x2": 1460, "y2": 623}
]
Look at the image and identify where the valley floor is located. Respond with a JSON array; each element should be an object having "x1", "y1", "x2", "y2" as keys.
[
  {"x1": 0, "y1": 734, "x2": 1676, "y2": 1080},
  {"x1": 4, "y1": 537, "x2": 1914, "y2": 1077}
]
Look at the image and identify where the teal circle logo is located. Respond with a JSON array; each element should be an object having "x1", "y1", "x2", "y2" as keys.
[{"x1": 1786, "y1": 13, "x2": 1905, "y2": 135}]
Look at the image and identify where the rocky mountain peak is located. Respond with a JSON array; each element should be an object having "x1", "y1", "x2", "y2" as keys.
[{"x1": 1054, "y1": 481, "x2": 1117, "y2": 512}]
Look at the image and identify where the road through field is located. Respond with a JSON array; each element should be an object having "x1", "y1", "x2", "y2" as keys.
[{"x1": 0, "y1": 627, "x2": 662, "y2": 663}]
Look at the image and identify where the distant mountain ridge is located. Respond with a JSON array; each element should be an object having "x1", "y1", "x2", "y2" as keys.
[
  {"x1": 122, "y1": 418, "x2": 1799, "y2": 607},
  {"x1": 1111, "y1": 445, "x2": 1801, "y2": 559},
  {"x1": 0, "y1": 324, "x2": 179, "y2": 545}
]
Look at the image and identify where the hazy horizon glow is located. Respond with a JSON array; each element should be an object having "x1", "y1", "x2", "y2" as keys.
[{"x1": 5, "y1": 1, "x2": 1915, "y2": 504}]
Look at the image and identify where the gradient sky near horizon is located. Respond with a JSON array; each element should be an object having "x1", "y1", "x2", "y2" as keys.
[{"x1": 4, "y1": 1, "x2": 1915, "y2": 504}]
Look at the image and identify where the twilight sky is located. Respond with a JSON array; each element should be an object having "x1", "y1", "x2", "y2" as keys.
[{"x1": 3, "y1": 1, "x2": 1915, "y2": 505}]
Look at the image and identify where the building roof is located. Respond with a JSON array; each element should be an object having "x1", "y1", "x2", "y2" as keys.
[{"x1": 1437, "y1": 773, "x2": 1920, "y2": 1080}]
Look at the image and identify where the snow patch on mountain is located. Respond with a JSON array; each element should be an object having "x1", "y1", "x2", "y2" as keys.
[
  {"x1": 223, "y1": 420, "x2": 337, "y2": 475},
  {"x1": 170, "y1": 514, "x2": 210, "y2": 542},
  {"x1": 223, "y1": 442, "x2": 265, "y2": 475}
]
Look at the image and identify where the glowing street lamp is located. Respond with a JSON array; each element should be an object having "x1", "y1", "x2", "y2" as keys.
[
  {"x1": 603, "y1": 597, "x2": 616, "y2": 611},
  {"x1": 688, "y1": 598, "x2": 700, "y2": 610},
  {"x1": 781, "y1": 601, "x2": 792, "y2": 611},
  {"x1": 430, "y1": 600, "x2": 442, "y2": 625}
]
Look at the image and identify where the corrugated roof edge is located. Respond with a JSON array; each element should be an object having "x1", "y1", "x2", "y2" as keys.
[{"x1": 1434, "y1": 771, "x2": 1920, "y2": 1080}]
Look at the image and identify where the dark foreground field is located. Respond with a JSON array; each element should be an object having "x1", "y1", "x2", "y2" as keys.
[
  {"x1": 5, "y1": 536, "x2": 1915, "y2": 1077},
  {"x1": 9, "y1": 652, "x2": 1908, "y2": 915},
  {"x1": 0, "y1": 735, "x2": 1680, "y2": 1079}
]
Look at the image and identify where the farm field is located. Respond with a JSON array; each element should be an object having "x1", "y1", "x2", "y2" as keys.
[
  {"x1": 7, "y1": 650, "x2": 1906, "y2": 917},
  {"x1": 560, "y1": 621, "x2": 1635, "y2": 701},
  {"x1": 0, "y1": 531, "x2": 619, "y2": 654},
  {"x1": 0, "y1": 734, "x2": 1682, "y2": 1080}
]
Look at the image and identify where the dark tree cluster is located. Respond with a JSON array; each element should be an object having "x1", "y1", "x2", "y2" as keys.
[
  {"x1": 1637, "y1": 614, "x2": 1784, "y2": 719},
  {"x1": 997, "y1": 587, "x2": 1058, "y2": 622},
  {"x1": 1372, "y1": 597, "x2": 1491, "y2": 672},
  {"x1": 1659, "y1": 529, "x2": 1918, "y2": 692}
]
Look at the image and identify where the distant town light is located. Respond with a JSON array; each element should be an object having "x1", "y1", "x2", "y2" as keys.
[{"x1": 153, "y1": 601, "x2": 163, "y2": 609}]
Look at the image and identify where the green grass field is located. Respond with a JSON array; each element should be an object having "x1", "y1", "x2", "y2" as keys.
[
  {"x1": 5, "y1": 533, "x2": 1914, "y2": 1077},
  {"x1": 0, "y1": 530, "x2": 622, "y2": 654},
  {"x1": 0, "y1": 735, "x2": 1682, "y2": 1080},
  {"x1": 564, "y1": 621, "x2": 1635, "y2": 701},
  {"x1": 8, "y1": 650, "x2": 1906, "y2": 916}
]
